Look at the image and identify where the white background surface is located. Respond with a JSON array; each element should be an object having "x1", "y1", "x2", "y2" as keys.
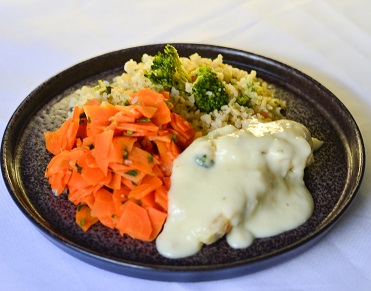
[{"x1": 1, "y1": 0, "x2": 371, "y2": 290}]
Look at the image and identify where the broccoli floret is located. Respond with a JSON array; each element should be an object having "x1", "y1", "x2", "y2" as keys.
[
  {"x1": 192, "y1": 66, "x2": 229, "y2": 113},
  {"x1": 236, "y1": 94, "x2": 251, "y2": 108},
  {"x1": 145, "y1": 44, "x2": 191, "y2": 90},
  {"x1": 146, "y1": 45, "x2": 229, "y2": 113}
]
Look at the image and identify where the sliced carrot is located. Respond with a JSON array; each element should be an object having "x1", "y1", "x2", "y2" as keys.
[
  {"x1": 91, "y1": 129, "x2": 114, "y2": 175},
  {"x1": 112, "y1": 184, "x2": 129, "y2": 213},
  {"x1": 109, "y1": 136, "x2": 137, "y2": 164},
  {"x1": 135, "y1": 105, "x2": 158, "y2": 118},
  {"x1": 139, "y1": 137, "x2": 156, "y2": 152},
  {"x1": 162, "y1": 176, "x2": 171, "y2": 190},
  {"x1": 168, "y1": 140, "x2": 181, "y2": 160},
  {"x1": 69, "y1": 187, "x2": 96, "y2": 206},
  {"x1": 116, "y1": 200, "x2": 153, "y2": 241},
  {"x1": 75, "y1": 150, "x2": 106, "y2": 186},
  {"x1": 82, "y1": 135, "x2": 96, "y2": 149},
  {"x1": 147, "y1": 207, "x2": 167, "y2": 241},
  {"x1": 83, "y1": 98, "x2": 101, "y2": 106},
  {"x1": 83, "y1": 101, "x2": 119, "y2": 125},
  {"x1": 84, "y1": 102, "x2": 120, "y2": 136},
  {"x1": 82, "y1": 193, "x2": 95, "y2": 209},
  {"x1": 155, "y1": 185, "x2": 169, "y2": 211},
  {"x1": 110, "y1": 146, "x2": 156, "y2": 178},
  {"x1": 120, "y1": 170, "x2": 147, "y2": 187},
  {"x1": 75, "y1": 138, "x2": 83, "y2": 148},
  {"x1": 76, "y1": 122, "x2": 87, "y2": 140},
  {"x1": 45, "y1": 151, "x2": 71, "y2": 177},
  {"x1": 106, "y1": 171, "x2": 122, "y2": 190},
  {"x1": 146, "y1": 134, "x2": 172, "y2": 143},
  {"x1": 86, "y1": 123, "x2": 107, "y2": 137},
  {"x1": 90, "y1": 188, "x2": 116, "y2": 229},
  {"x1": 151, "y1": 164, "x2": 164, "y2": 179},
  {"x1": 139, "y1": 192, "x2": 156, "y2": 209},
  {"x1": 44, "y1": 87, "x2": 199, "y2": 242},
  {"x1": 154, "y1": 140, "x2": 176, "y2": 176},
  {"x1": 133, "y1": 88, "x2": 171, "y2": 126},
  {"x1": 160, "y1": 91, "x2": 170, "y2": 100},
  {"x1": 121, "y1": 175, "x2": 137, "y2": 190},
  {"x1": 128, "y1": 176, "x2": 163, "y2": 200},
  {"x1": 106, "y1": 120, "x2": 118, "y2": 134},
  {"x1": 129, "y1": 146, "x2": 156, "y2": 170},
  {"x1": 45, "y1": 147, "x2": 86, "y2": 194},
  {"x1": 170, "y1": 112, "x2": 195, "y2": 140},
  {"x1": 47, "y1": 171, "x2": 71, "y2": 195},
  {"x1": 115, "y1": 120, "x2": 159, "y2": 133},
  {"x1": 67, "y1": 165, "x2": 98, "y2": 204},
  {"x1": 166, "y1": 128, "x2": 188, "y2": 145},
  {"x1": 115, "y1": 105, "x2": 143, "y2": 119},
  {"x1": 110, "y1": 111, "x2": 137, "y2": 124},
  {"x1": 76, "y1": 204, "x2": 99, "y2": 231},
  {"x1": 44, "y1": 106, "x2": 80, "y2": 155}
]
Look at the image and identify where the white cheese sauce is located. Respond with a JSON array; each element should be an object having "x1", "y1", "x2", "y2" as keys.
[{"x1": 156, "y1": 119, "x2": 319, "y2": 259}]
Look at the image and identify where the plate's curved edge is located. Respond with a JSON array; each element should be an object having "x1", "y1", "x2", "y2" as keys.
[
  {"x1": 1, "y1": 43, "x2": 366, "y2": 281},
  {"x1": 39, "y1": 221, "x2": 327, "y2": 282}
]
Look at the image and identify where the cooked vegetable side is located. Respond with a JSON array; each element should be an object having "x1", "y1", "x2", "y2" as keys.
[{"x1": 44, "y1": 88, "x2": 196, "y2": 241}]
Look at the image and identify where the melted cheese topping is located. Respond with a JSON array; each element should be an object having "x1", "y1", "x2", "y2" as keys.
[{"x1": 156, "y1": 120, "x2": 317, "y2": 259}]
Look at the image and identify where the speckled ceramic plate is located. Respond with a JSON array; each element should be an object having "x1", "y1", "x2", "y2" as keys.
[{"x1": 1, "y1": 44, "x2": 365, "y2": 282}]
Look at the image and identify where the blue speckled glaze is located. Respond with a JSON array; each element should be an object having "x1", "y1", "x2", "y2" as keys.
[{"x1": 1, "y1": 44, "x2": 365, "y2": 282}]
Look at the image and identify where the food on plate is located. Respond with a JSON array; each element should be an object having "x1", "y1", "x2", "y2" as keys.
[
  {"x1": 70, "y1": 44, "x2": 286, "y2": 135},
  {"x1": 44, "y1": 45, "x2": 320, "y2": 257},
  {"x1": 45, "y1": 88, "x2": 197, "y2": 241},
  {"x1": 156, "y1": 119, "x2": 318, "y2": 258},
  {"x1": 145, "y1": 45, "x2": 229, "y2": 113}
]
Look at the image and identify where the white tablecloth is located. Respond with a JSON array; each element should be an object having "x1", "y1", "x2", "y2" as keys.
[{"x1": 1, "y1": 1, "x2": 370, "y2": 290}]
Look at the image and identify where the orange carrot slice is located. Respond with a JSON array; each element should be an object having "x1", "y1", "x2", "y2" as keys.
[
  {"x1": 116, "y1": 122, "x2": 159, "y2": 134},
  {"x1": 116, "y1": 200, "x2": 153, "y2": 241},
  {"x1": 83, "y1": 101, "x2": 119, "y2": 125},
  {"x1": 135, "y1": 106, "x2": 158, "y2": 118},
  {"x1": 76, "y1": 204, "x2": 99, "y2": 231},
  {"x1": 90, "y1": 188, "x2": 116, "y2": 229},
  {"x1": 132, "y1": 88, "x2": 171, "y2": 126},
  {"x1": 170, "y1": 112, "x2": 195, "y2": 140},
  {"x1": 91, "y1": 129, "x2": 114, "y2": 175},
  {"x1": 44, "y1": 106, "x2": 80, "y2": 155},
  {"x1": 128, "y1": 176, "x2": 163, "y2": 200},
  {"x1": 84, "y1": 101, "x2": 120, "y2": 136},
  {"x1": 147, "y1": 207, "x2": 167, "y2": 241},
  {"x1": 154, "y1": 140, "x2": 175, "y2": 176},
  {"x1": 109, "y1": 136, "x2": 137, "y2": 164},
  {"x1": 155, "y1": 185, "x2": 169, "y2": 211}
]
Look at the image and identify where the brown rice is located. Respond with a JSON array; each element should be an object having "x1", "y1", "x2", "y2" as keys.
[{"x1": 69, "y1": 51, "x2": 286, "y2": 135}]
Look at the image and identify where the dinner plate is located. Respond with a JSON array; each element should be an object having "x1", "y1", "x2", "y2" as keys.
[{"x1": 1, "y1": 43, "x2": 365, "y2": 282}]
